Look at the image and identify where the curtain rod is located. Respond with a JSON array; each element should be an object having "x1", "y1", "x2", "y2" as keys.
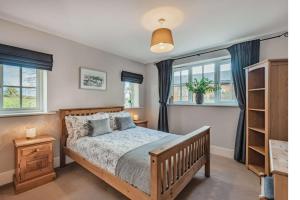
[{"x1": 172, "y1": 32, "x2": 288, "y2": 61}]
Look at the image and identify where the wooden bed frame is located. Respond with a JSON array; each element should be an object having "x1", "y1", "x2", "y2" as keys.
[{"x1": 60, "y1": 106, "x2": 210, "y2": 200}]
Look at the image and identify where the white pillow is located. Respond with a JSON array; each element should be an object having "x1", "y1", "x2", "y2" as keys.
[
  {"x1": 65, "y1": 112, "x2": 109, "y2": 146},
  {"x1": 108, "y1": 111, "x2": 131, "y2": 130}
]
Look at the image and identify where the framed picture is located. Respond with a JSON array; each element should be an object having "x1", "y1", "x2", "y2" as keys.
[{"x1": 80, "y1": 67, "x2": 107, "y2": 90}]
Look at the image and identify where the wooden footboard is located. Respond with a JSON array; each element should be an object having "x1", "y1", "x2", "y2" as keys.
[{"x1": 150, "y1": 126, "x2": 210, "y2": 200}]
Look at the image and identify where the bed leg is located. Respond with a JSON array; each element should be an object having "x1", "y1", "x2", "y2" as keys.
[
  {"x1": 205, "y1": 158, "x2": 210, "y2": 177},
  {"x1": 60, "y1": 146, "x2": 66, "y2": 168},
  {"x1": 205, "y1": 131, "x2": 210, "y2": 177}
]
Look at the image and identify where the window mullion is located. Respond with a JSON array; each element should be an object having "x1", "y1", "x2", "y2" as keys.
[
  {"x1": 0, "y1": 65, "x2": 3, "y2": 110},
  {"x1": 188, "y1": 67, "x2": 192, "y2": 103},
  {"x1": 215, "y1": 61, "x2": 220, "y2": 104},
  {"x1": 179, "y1": 70, "x2": 182, "y2": 101},
  {"x1": 20, "y1": 67, "x2": 23, "y2": 109}
]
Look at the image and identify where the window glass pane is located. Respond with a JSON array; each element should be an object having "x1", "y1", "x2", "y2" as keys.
[
  {"x1": 203, "y1": 64, "x2": 215, "y2": 81},
  {"x1": 181, "y1": 70, "x2": 189, "y2": 84},
  {"x1": 3, "y1": 87, "x2": 20, "y2": 109},
  {"x1": 220, "y1": 83, "x2": 235, "y2": 101},
  {"x1": 173, "y1": 86, "x2": 180, "y2": 102},
  {"x1": 22, "y1": 68, "x2": 37, "y2": 87},
  {"x1": 204, "y1": 84, "x2": 215, "y2": 103},
  {"x1": 22, "y1": 88, "x2": 37, "y2": 108},
  {"x1": 124, "y1": 82, "x2": 139, "y2": 108},
  {"x1": 3, "y1": 65, "x2": 20, "y2": 86},
  {"x1": 173, "y1": 71, "x2": 180, "y2": 84},
  {"x1": 181, "y1": 86, "x2": 189, "y2": 101},
  {"x1": 220, "y1": 63, "x2": 232, "y2": 82},
  {"x1": 192, "y1": 66, "x2": 202, "y2": 81}
]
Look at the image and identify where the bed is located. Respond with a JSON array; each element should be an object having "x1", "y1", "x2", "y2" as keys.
[{"x1": 60, "y1": 106, "x2": 210, "y2": 200}]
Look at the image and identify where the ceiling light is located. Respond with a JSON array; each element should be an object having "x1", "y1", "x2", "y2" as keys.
[{"x1": 150, "y1": 19, "x2": 174, "y2": 53}]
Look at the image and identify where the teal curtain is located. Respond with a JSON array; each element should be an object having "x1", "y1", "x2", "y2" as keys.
[
  {"x1": 156, "y1": 59, "x2": 174, "y2": 132},
  {"x1": 227, "y1": 40, "x2": 260, "y2": 163}
]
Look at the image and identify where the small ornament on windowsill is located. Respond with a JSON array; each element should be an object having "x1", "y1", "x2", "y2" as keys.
[{"x1": 26, "y1": 128, "x2": 37, "y2": 139}]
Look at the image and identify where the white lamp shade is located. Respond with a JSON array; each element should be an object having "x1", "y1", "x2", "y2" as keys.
[{"x1": 26, "y1": 128, "x2": 36, "y2": 138}]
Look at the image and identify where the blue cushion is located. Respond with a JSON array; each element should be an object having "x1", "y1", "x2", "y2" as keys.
[
  {"x1": 87, "y1": 118, "x2": 112, "y2": 137},
  {"x1": 115, "y1": 116, "x2": 136, "y2": 130}
]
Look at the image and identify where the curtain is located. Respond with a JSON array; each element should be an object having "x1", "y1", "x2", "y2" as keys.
[
  {"x1": 227, "y1": 40, "x2": 260, "y2": 163},
  {"x1": 0, "y1": 43, "x2": 53, "y2": 71},
  {"x1": 156, "y1": 59, "x2": 174, "y2": 132},
  {"x1": 121, "y1": 71, "x2": 144, "y2": 84}
]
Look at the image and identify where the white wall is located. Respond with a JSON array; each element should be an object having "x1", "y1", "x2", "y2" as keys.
[
  {"x1": 0, "y1": 19, "x2": 146, "y2": 175},
  {"x1": 145, "y1": 36, "x2": 288, "y2": 153}
]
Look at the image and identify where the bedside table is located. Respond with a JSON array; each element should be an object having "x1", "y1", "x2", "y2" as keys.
[
  {"x1": 13, "y1": 135, "x2": 56, "y2": 193},
  {"x1": 134, "y1": 120, "x2": 148, "y2": 128}
]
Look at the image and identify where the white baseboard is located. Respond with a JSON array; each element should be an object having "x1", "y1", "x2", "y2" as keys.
[
  {"x1": 0, "y1": 169, "x2": 15, "y2": 187},
  {"x1": 211, "y1": 145, "x2": 234, "y2": 159},
  {"x1": 0, "y1": 147, "x2": 232, "y2": 187},
  {"x1": 0, "y1": 156, "x2": 74, "y2": 186}
]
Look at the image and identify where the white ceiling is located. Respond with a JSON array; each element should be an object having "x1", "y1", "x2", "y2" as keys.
[{"x1": 0, "y1": 0, "x2": 287, "y2": 64}]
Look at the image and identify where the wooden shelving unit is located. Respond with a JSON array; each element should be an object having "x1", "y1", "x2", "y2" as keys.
[{"x1": 246, "y1": 59, "x2": 288, "y2": 176}]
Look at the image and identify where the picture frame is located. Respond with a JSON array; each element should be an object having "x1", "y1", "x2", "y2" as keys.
[{"x1": 79, "y1": 67, "x2": 107, "y2": 90}]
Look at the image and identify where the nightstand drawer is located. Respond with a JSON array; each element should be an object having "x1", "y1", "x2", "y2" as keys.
[
  {"x1": 20, "y1": 143, "x2": 52, "y2": 158},
  {"x1": 20, "y1": 157, "x2": 53, "y2": 181}
]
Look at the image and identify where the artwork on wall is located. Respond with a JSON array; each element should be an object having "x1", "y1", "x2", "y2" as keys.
[{"x1": 80, "y1": 67, "x2": 107, "y2": 90}]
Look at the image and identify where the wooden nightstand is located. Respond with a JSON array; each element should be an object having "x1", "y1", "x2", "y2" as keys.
[
  {"x1": 13, "y1": 135, "x2": 56, "y2": 193},
  {"x1": 134, "y1": 120, "x2": 148, "y2": 128}
]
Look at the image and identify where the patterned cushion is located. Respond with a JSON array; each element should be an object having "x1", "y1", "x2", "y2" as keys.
[
  {"x1": 108, "y1": 111, "x2": 131, "y2": 130},
  {"x1": 87, "y1": 118, "x2": 112, "y2": 137},
  {"x1": 115, "y1": 116, "x2": 136, "y2": 130},
  {"x1": 65, "y1": 112, "x2": 109, "y2": 146}
]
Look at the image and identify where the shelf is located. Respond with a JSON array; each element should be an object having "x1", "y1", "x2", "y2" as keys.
[
  {"x1": 249, "y1": 145, "x2": 265, "y2": 155},
  {"x1": 249, "y1": 127, "x2": 265, "y2": 134},
  {"x1": 248, "y1": 88, "x2": 265, "y2": 92},
  {"x1": 249, "y1": 108, "x2": 265, "y2": 112},
  {"x1": 248, "y1": 164, "x2": 265, "y2": 175}
]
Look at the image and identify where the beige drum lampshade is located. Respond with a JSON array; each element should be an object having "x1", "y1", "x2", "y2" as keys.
[{"x1": 150, "y1": 28, "x2": 174, "y2": 53}]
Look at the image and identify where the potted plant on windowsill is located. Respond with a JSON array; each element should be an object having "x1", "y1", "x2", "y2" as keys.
[{"x1": 186, "y1": 78, "x2": 220, "y2": 104}]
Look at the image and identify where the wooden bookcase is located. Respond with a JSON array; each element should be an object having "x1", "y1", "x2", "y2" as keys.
[{"x1": 246, "y1": 59, "x2": 288, "y2": 176}]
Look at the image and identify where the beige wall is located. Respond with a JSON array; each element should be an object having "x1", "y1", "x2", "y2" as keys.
[
  {"x1": 0, "y1": 19, "x2": 146, "y2": 174},
  {"x1": 145, "y1": 36, "x2": 288, "y2": 151}
]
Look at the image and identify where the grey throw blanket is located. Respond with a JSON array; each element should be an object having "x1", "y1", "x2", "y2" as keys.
[{"x1": 115, "y1": 134, "x2": 180, "y2": 194}]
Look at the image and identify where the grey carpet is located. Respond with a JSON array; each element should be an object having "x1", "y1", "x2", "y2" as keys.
[{"x1": 0, "y1": 155, "x2": 259, "y2": 200}]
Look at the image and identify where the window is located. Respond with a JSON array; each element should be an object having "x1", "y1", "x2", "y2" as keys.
[
  {"x1": 124, "y1": 82, "x2": 139, "y2": 108},
  {"x1": 0, "y1": 64, "x2": 45, "y2": 114},
  {"x1": 171, "y1": 58, "x2": 237, "y2": 105}
]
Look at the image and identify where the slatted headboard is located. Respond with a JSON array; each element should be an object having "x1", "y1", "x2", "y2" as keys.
[{"x1": 59, "y1": 106, "x2": 124, "y2": 167}]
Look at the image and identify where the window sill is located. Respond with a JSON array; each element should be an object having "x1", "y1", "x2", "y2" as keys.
[
  {"x1": 167, "y1": 103, "x2": 238, "y2": 107},
  {"x1": 0, "y1": 111, "x2": 57, "y2": 118},
  {"x1": 124, "y1": 107, "x2": 144, "y2": 109}
]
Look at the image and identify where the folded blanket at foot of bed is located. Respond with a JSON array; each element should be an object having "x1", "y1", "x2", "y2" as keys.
[{"x1": 115, "y1": 134, "x2": 180, "y2": 194}]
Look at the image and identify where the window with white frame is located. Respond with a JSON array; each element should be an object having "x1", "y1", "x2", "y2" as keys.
[
  {"x1": 124, "y1": 82, "x2": 139, "y2": 108},
  {"x1": 171, "y1": 57, "x2": 237, "y2": 105},
  {"x1": 0, "y1": 64, "x2": 45, "y2": 114}
]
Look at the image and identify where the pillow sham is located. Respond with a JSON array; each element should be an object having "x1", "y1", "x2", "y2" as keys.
[
  {"x1": 115, "y1": 116, "x2": 136, "y2": 131},
  {"x1": 108, "y1": 111, "x2": 131, "y2": 130},
  {"x1": 87, "y1": 118, "x2": 112, "y2": 137},
  {"x1": 65, "y1": 112, "x2": 109, "y2": 146}
]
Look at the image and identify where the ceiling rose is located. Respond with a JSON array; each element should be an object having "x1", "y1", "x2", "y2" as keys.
[{"x1": 141, "y1": 7, "x2": 184, "y2": 31}]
